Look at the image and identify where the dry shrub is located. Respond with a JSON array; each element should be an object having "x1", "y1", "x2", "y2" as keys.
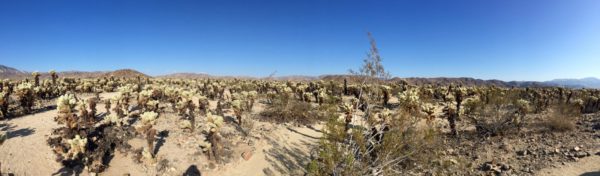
[
  {"x1": 546, "y1": 104, "x2": 579, "y2": 132},
  {"x1": 260, "y1": 95, "x2": 330, "y2": 126},
  {"x1": 307, "y1": 109, "x2": 443, "y2": 176},
  {"x1": 464, "y1": 91, "x2": 525, "y2": 137}
]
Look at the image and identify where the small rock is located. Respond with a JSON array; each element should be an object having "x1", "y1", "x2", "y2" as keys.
[
  {"x1": 575, "y1": 152, "x2": 588, "y2": 158},
  {"x1": 447, "y1": 159, "x2": 458, "y2": 165},
  {"x1": 517, "y1": 150, "x2": 528, "y2": 156},
  {"x1": 573, "y1": 146, "x2": 581, "y2": 152},
  {"x1": 500, "y1": 142, "x2": 513, "y2": 152},
  {"x1": 446, "y1": 148, "x2": 455, "y2": 155},
  {"x1": 242, "y1": 151, "x2": 253, "y2": 161}
]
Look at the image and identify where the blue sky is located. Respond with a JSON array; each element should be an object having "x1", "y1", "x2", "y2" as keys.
[{"x1": 1, "y1": 0, "x2": 599, "y2": 81}]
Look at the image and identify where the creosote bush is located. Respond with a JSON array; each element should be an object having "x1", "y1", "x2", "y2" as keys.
[
  {"x1": 545, "y1": 103, "x2": 579, "y2": 132},
  {"x1": 260, "y1": 94, "x2": 327, "y2": 126}
]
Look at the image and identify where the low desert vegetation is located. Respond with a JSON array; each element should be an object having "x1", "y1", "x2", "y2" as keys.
[{"x1": 0, "y1": 34, "x2": 598, "y2": 175}]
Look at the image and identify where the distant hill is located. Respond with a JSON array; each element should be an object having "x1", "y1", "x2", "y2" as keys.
[
  {"x1": 0, "y1": 65, "x2": 149, "y2": 80},
  {"x1": 158, "y1": 72, "x2": 212, "y2": 79},
  {"x1": 0, "y1": 65, "x2": 27, "y2": 78},
  {"x1": 545, "y1": 77, "x2": 600, "y2": 88},
  {"x1": 104, "y1": 69, "x2": 150, "y2": 78},
  {"x1": 1, "y1": 64, "x2": 598, "y2": 89}
]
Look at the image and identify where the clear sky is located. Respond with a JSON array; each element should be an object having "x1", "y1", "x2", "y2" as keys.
[{"x1": 1, "y1": 0, "x2": 599, "y2": 81}]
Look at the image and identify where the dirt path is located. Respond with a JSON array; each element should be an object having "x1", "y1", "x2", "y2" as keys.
[
  {"x1": 537, "y1": 155, "x2": 600, "y2": 176},
  {"x1": 213, "y1": 123, "x2": 323, "y2": 176}
]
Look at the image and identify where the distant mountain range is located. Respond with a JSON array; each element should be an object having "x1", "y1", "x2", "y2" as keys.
[
  {"x1": 0, "y1": 65, "x2": 148, "y2": 79},
  {"x1": 0, "y1": 64, "x2": 598, "y2": 88},
  {"x1": 545, "y1": 77, "x2": 600, "y2": 89}
]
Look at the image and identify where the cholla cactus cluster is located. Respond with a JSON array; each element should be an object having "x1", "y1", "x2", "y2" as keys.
[
  {"x1": 0, "y1": 66, "x2": 597, "y2": 175},
  {"x1": 136, "y1": 111, "x2": 158, "y2": 161},
  {"x1": 15, "y1": 82, "x2": 36, "y2": 114},
  {"x1": 398, "y1": 88, "x2": 420, "y2": 112},
  {"x1": 201, "y1": 112, "x2": 224, "y2": 162},
  {"x1": 65, "y1": 135, "x2": 87, "y2": 160}
]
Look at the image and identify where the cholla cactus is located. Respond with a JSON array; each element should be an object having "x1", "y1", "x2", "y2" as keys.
[
  {"x1": 462, "y1": 96, "x2": 481, "y2": 115},
  {"x1": 15, "y1": 82, "x2": 36, "y2": 114},
  {"x1": 515, "y1": 99, "x2": 530, "y2": 115},
  {"x1": 197, "y1": 96, "x2": 209, "y2": 115},
  {"x1": 136, "y1": 111, "x2": 158, "y2": 160},
  {"x1": 146, "y1": 100, "x2": 159, "y2": 112},
  {"x1": 0, "y1": 91, "x2": 9, "y2": 118},
  {"x1": 316, "y1": 89, "x2": 327, "y2": 106},
  {"x1": 443, "y1": 101, "x2": 459, "y2": 136},
  {"x1": 231, "y1": 99, "x2": 245, "y2": 125},
  {"x1": 65, "y1": 135, "x2": 87, "y2": 160},
  {"x1": 247, "y1": 91, "x2": 258, "y2": 110},
  {"x1": 102, "y1": 113, "x2": 128, "y2": 127},
  {"x1": 32, "y1": 72, "x2": 40, "y2": 87},
  {"x1": 50, "y1": 70, "x2": 58, "y2": 85},
  {"x1": 138, "y1": 89, "x2": 153, "y2": 111},
  {"x1": 203, "y1": 112, "x2": 223, "y2": 162},
  {"x1": 421, "y1": 103, "x2": 436, "y2": 124},
  {"x1": 398, "y1": 88, "x2": 420, "y2": 112},
  {"x1": 381, "y1": 85, "x2": 391, "y2": 106},
  {"x1": 340, "y1": 102, "x2": 354, "y2": 132},
  {"x1": 139, "y1": 111, "x2": 158, "y2": 125},
  {"x1": 56, "y1": 94, "x2": 79, "y2": 128}
]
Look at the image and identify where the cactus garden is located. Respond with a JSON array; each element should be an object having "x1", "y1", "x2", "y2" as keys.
[{"x1": 2, "y1": 1, "x2": 600, "y2": 175}]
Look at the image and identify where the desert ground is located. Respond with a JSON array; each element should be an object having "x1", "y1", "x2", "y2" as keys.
[{"x1": 0, "y1": 73, "x2": 599, "y2": 176}]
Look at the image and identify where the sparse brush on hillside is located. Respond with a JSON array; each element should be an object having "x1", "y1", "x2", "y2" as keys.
[
  {"x1": 463, "y1": 88, "x2": 531, "y2": 136},
  {"x1": 260, "y1": 94, "x2": 328, "y2": 126},
  {"x1": 545, "y1": 103, "x2": 580, "y2": 132}
]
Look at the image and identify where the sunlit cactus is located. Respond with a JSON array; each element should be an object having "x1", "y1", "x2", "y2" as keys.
[
  {"x1": 420, "y1": 103, "x2": 436, "y2": 124},
  {"x1": 32, "y1": 71, "x2": 40, "y2": 87},
  {"x1": 203, "y1": 112, "x2": 223, "y2": 162},
  {"x1": 49, "y1": 70, "x2": 58, "y2": 85},
  {"x1": 340, "y1": 102, "x2": 354, "y2": 132},
  {"x1": 0, "y1": 91, "x2": 9, "y2": 118},
  {"x1": 65, "y1": 135, "x2": 87, "y2": 160},
  {"x1": 381, "y1": 85, "x2": 391, "y2": 106},
  {"x1": 136, "y1": 111, "x2": 158, "y2": 160},
  {"x1": 15, "y1": 82, "x2": 36, "y2": 114},
  {"x1": 232, "y1": 99, "x2": 245, "y2": 125},
  {"x1": 398, "y1": 88, "x2": 420, "y2": 112}
]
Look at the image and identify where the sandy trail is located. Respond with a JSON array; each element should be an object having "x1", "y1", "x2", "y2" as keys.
[
  {"x1": 214, "y1": 123, "x2": 322, "y2": 176},
  {"x1": 537, "y1": 154, "x2": 600, "y2": 176}
]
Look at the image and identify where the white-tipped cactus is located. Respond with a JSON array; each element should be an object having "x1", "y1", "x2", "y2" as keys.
[
  {"x1": 515, "y1": 99, "x2": 530, "y2": 114},
  {"x1": 140, "y1": 111, "x2": 158, "y2": 125},
  {"x1": 57, "y1": 94, "x2": 78, "y2": 113},
  {"x1": 66, "y1": 135, "x2": 87, "y2": 160},
  {"x1": 398, "y1": 88, "x2": 420, "y2": 112}
]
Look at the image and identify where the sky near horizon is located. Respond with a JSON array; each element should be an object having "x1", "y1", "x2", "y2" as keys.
[{"x1": 1, "y1": 0, "x2": 599, "y2": 81}]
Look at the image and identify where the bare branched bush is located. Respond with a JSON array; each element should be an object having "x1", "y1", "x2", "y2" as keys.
[
  {"x1": 260, "y1": 94, "x2": 328, "y2": 126},
  {"x1": 545, "y1": 103, "x2": 579, "y2": 132}
]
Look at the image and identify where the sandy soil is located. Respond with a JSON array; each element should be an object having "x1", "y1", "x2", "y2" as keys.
[
  {"x1": 0, "y1": 92, "x2": 324, "y2": 176},
  {"x1": 537, "y1": 155, "x2": 600, "y2": 176}
]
